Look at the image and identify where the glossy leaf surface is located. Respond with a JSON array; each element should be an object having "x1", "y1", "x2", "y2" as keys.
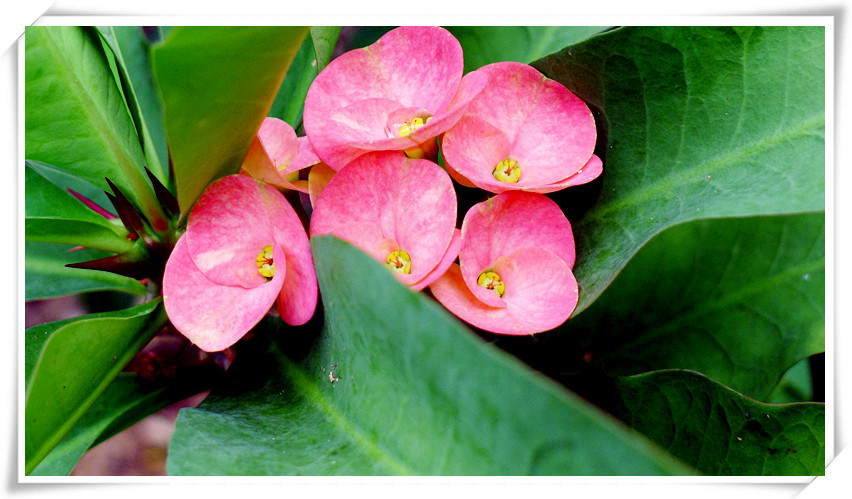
[
  {"x1": 166, "y1": 236, "x2": 692, "y2": 476},
  {"x1": 95, "y1": 26, "x2": 169, "y2": 184},
  {"x1": 25, "y1": 242, "x2": 146, "y2": 300},
  {"x1": 498, "y1": 213, "x2": 824, "y2": 401},
  {"x1": 25, "y1": 301, "x2": 167, "y2": 474},
  {"x1": 446, "y1": 26, "x2": 610, "y2": 72},
  {"x1": 29, "y1": 375, "x2": 191, "y2": 476},
  {"x1": 151, "y1": 26, "x2": 309, "y2": 212},
  {"x1": 532, "y1": 26, "x2": 825, "y2": 313},
  {"x1": 614, "y1": 370, "x2": 825, "y2": 475},
  {"x1": 25, "y1": 26, "x2": 166, "y2": 227},
  {"x1": 25, "y1": 164, "x2": 132, "y2": 253}
]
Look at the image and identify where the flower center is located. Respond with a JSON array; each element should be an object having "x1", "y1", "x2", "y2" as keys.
[
  {"x1": 477, "y1": 270, "x2": 505, "y2": 297},
  {"x1": 385, "y1": 249, "x2": 412, "y2": 274},
  {"x1": 492, "y1": 158, "x2": 521, "y2": 183},
  {"x1": 397, "y1": 116, "x2": 432, "y2": 137},
  {"x1": 255, "y1": 245, "x2": 276, "y2": 280}
]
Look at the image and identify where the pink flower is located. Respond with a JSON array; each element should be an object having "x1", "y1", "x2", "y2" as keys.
[
  {"x1": 162, "y1": 175, "x2": 317, "y2": 352},
  {"x1": 430, "y1": 191, "x2": 578, "y2": 335},
  {"x1": 303, "y1": 26, "x2": 487, "y2": 169},
  {"x1": 310, "y1": 151, "x2": 460, "y2": 291},
  {"x1": 240, "y1": 117, "x2": 321, "y2": 193},
  {"x1": 441, "y1": 61, "x2": 602, "y2": 194}
]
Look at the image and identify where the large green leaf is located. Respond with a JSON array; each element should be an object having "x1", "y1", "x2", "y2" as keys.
[
  {"x1": 151, "y1": 26, "x2": 309, "y2": 213},
  {"x1": 446, "y1": 26, "x2": 610, "y2": 72},
  {"x1": 498, "y1": 213, "x2": 824, "y2": 401},
  {"x1": 614, "y1": 370, "x2": 825, "y2": 475},
  {"x1": 25, "y1": 241, "x2": 146, "y2": 300},
  {"x1": 531, "y1": 26, "x2": 825, "y2": 313},
  {"x1": 95, "y1": 26, "x2": 169, "y2": 185},
  {"x1": 167, "y1": 236, "x2": 692, "y2": 476},
  {"x1": 25, "y1": 26, "x2": 167, "y2": 229},
  {"x1": 25, "y1": 164, "x2": 133, "y2": 253},
  {"x1": 29, "y1": 375, "x2": 193, "y2": 476},
  {"x1": 25, "y1": 300, "x2": 167, "y2": 474},
  {"x1": 269, "y1": 27, "x2": 341, "y2": 129}
]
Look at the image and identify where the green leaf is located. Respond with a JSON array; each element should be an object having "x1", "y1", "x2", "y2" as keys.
[
  {"x1": 768, "y1": 358, "x2": 814, "y2": 404},
  {"x1": 499, "y1": 213, "x2": 824, "y2": 401},
  {"x1": 151, "y1": 26, "x2": 309, "y2": 213},
  {"x1": 25, "y1": 241, "x2": 147, "y2": 300},
  {"x1": 269, "y1": 27, "x2": 340, "y2": 129},
  {"x1": 614, "y1": 370, "x2": 825, "y2": 475},
  {"x1": 310, "y1": 26, "x2": 341, "y2": 73},
  {"x1": 26, "y1": 160, "x2": 113, "y2": 209},
  {"x1": 25, "y1": 164, "x2": 133, "y2": 253},
  {"x1": 29, "y1": 374, "x2": 194, "y2": 476},
  {"x1": 25, "y1": 300, "x2": 167, "y2": 474},
  {"x1": 25, "y1": 26, "x2": 167, "y2": 229},
  {"x1": 446, "y1": 26, "x2": 610, "y2": 73},
  {"x1": 95, "y1": 26, "x2": 169, "y2": 185},
  {"x1": 166, "y1": 236, "x2": 693, "y2": 476},
  {"x1": 531, "y1": 26, "x2": 825, "y2": 313}
]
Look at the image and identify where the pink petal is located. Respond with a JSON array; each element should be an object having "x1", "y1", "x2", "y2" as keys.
[
  {"x1": 305, "y1": 26, "x2": 463, "y2": 126},
  {"x1": 520, "y1": 154, "x2": 604, "y2": 194},
  {"x1": 460, "y1": 192, "x2": 576, "y2": 283},
  {"x1": 286, "y1": 136, "x2": 323, "y2": 174},
  {"x1": 304, "y1": 27, "x2": 485, "y2": 170},
  {"x1": 309, "y1": 151, "x2": 457, "y2": 285},
  {"x1": 240, "y1": 118, "x2": 302, "y2": 190},
  {"x1": 443, "y1": 61, "x2": 597, "y2": 191},
  {"x1": 273, "y1": 223, "x2": 318, "y2": 326},
  {"x1": 430, "y1": 249, "x2": 577, "y2": 336},
  {"x1": 185, "y1": 175, "x2": 279, "y2": 288},
  {"x1": 410, "y1": 228, "x2": 461, "y2": 291},
  {"x1": 163, "y1": 235, "x2": 286, "y2": 352},
  {"x1": 442, "y1": 114, "x2": 511, "y2": 192},
  {"x1": 494, "y1": 247, "x2": 578, "y2": 332}
]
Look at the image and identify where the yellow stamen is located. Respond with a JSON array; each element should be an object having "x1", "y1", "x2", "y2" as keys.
[
  {"x1": 398, "y1": 116, "x2": 432, "y2": 137},
  {"x1": 385, "y1": 249, "x2": 412, "y2": 274},
  {"x1": 256, "y1": 245, "x2": 276, "y2": 280},
  {"x1": 492, "y1": 158, "x2": 521, "y2": 183},
  {"x1": 477, "y1": 270, "x2": 505, "y2": 297}
]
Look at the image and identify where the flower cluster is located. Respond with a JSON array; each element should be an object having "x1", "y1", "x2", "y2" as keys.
[{"x1": 163, "y1": 25, "x2": 601, "y2": 350}]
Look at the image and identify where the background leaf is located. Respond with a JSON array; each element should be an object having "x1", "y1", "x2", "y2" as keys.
[
  {"x1": 25, "y1": 301, "x2": 167, "y2": 474},
  {"x1": 151, "y1": 26, "x2": 309, "y2": 213},
  {"x1": 269, "y1": 27, "x2": 341, "y2": 129},
  {"x1": 614, "y1": 370, "x2": 825, "y2": 475},
  {"x1": 445, "y1": 26, "x2": 611, "y2": 72},
  {"x1": 166, "y1": 236, "x2": 692, "y2": 476},
  {"x1": 310, "y1": 26, "x2": 341, "y2": 74},
  {"x1": 29, "y1": 375, "x2": 197, "y2": 476},
  {"x1": 532, "y1": 26, "x2": 825, "y2": 313},
  {"x1": 25, "y1": 164, "x2": 132, "y2": 253},
  {"x1": 95, "y1": 26, "x2": 169, "y2": 185},
  {"x1": 25, "y1": 26, "x2": 167, "y2": 228},
  {"x1": 768, "y1": 358, "x2": 815, "y2": 404},
  {"x1": 497, "y1": 213, "x2": 824, "y2": 401},
  {"x1": 25, "y1": 241, "x2": 146, "y2": 300}
]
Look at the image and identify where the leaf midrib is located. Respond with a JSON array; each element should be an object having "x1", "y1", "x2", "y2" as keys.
[
  {"x1": 583, "y1": 112, "x2": 825, "y2": 227},
  {"x1": 39, "y1": 28, "x2": 150, "y2": 206},
  {"x1": 279, "y1": 356, "x2": 416, "y2": 475}
]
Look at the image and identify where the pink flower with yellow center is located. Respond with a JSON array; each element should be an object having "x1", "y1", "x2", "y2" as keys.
[
  {"x1": 303, "y1": 26, "x2": 487, "y2": 169},
  {"x1": 310, "y1": 151, "x2": 460, "y2": 291},
  {"x1": 162, "y1": 175, "x2": 317, "y2": 352},
  {"x1": 441, "y1": 61, "x2": 602, "y2": 194},
  {"x1": 430, "y1": 191, "x2": 578, "y2": 335},
  {"x1": 240, "y1": 117, "x2": 322, "y2": 193}
]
